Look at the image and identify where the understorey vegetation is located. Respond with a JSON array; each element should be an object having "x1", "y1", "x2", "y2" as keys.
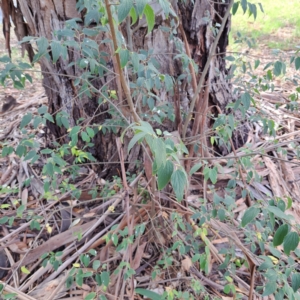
[{"x1": 0, "y1": 0, "x2": 300, "y2": 299}]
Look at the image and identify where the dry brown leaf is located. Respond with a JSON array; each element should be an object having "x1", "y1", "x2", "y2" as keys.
[
  {"x1": 263, "y1": 157, "x2": 285, "y2": 198},
  {"x1": 181, "y1": 256, "x2": 193, "y2": 272},
  {"x1": 21, "y1": 188, "x2": 28, "y2": 207},
  {"x1": 131, "y1": 241, "x2": 147, "y2": 270}
]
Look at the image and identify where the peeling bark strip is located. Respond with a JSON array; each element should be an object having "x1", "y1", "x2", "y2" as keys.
[{"x1": 1, "y1": 0, "x2": 12, "y2": 57}]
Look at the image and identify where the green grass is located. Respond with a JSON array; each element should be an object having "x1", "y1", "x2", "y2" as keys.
[{"x1": 230, "y1": 0, "x2": 300, "y2": 50}]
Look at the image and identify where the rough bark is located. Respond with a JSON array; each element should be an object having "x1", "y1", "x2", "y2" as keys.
[{"x1": 5, "y1": 0, "x2": 247, "y2": 175}]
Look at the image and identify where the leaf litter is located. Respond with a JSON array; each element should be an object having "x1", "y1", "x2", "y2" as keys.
[{"x1": 0, "y1": 46, "x2": 300, "y2": 300}]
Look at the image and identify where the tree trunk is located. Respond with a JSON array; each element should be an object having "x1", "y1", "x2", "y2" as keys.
[{"x1": 5, "y1": 0, "x2": 248, "y2": 176}]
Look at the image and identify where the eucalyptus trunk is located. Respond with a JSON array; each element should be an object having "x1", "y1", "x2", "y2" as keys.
[{"x1": 2, "y1": 0, "x2": 248, "y2": 177}]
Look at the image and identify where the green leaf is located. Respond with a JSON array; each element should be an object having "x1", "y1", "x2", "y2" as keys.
[
  {"x1": 157, "y1": 160, "x2": 173, "y2": 190},
  {"x1": 92, "y1": 260, "x2": 101, "y2": 270},
  {"x1": 50, "y1": 41, "x2": 63, "y2": 63},
  {"x1": 135, "y1": 288, "x2": 162, "y2": 300},
  {"x1": 20, "y1": 113, "x2": 32, "y2": 129},
  {"x1": 292, "y1": 273, "x2": 300, "y2": 292},
  {"x1": 118, "y1": 0, "x2": 133, "y2": 23},
  {"x1": 171, "y1": 169, "x2": 186, "y2": 201},
  {"x1": 76, "y1": 273, "x2": 83, "y2": 287},
  {"x1": 24, "y1": 150, "x2": 38, "y2": 161},
  {"x1": 225, "y1": 55, "x2": 235, "y2": 61},
  {"x1": 36, "y1": 37, "x2": 49, "y2": 54},
  {"x1": 152, "y1": 138, "x2": 166, "y2": 169},
  {"x1": 38, "y1": 105, "x2": 47, "y2": 115},
  {"x1": 262, "y1": 281, "x2": 276, "y2": 296},
  {"x1": 119, "y1": 49, "x2": 129, "y2": 68},
  {"x1": 258, "y1": 3, "x2": 264, "y2": 13},
  {"x1": 143, "y1": 4, "x2": 155, "y2": 34},
  {"x1": 44, "y1": 113, "x2": 54, "y2": 123},
  {"x1": 128, "y1": 131, "x2": 146, "y2": 152},
  {"x1": 273, "y1": 61, "x2": 282, "y2": 76},
  {"x1": 136, "y1": 0, "x2": 148, "y2": 16},
  {"x1": 277, "y1": 199, "x2": 286, "y2": 212},
  {"x1": 241, "y1": 0, "x2": 247, "y2": 13},
  {"x1": 61, "y1": 116, "x2": 70, "y2": 129},
  {"x1": 158, "y1": 0, "x2": 170, "y2": 16},
  {"x1": 232, "y1": 1, "x2": 239, "y2": 15},
  {"x1": 190, "y1": 163, "x2": 202, "y2": 175},
  {"x1": 209, "y1": 167, "x2": 217, "y2": 184},
  {"x1": 254, "y1": 59, "x2": 260, "y2": 69},
  {"x1": 84, "y1": 292, "x2": 96, "y2": 300},
  {"x1": 267, "y1": 206, "x2": 291, "y2": 221},
  {"x1": 295, "y1": 57, "x2": 300, "y2": 70},
  {"x1": 0, "y1": 216, "x2": 9, "y2": 224},
  {"x1": 241, "y1": 207, "x2": 260, "y2": 227},
  {"x1": 21, "y1": 266, "x2": 31, "y2": 274},
  {"x1": 101, "y1": 271, "x2": 110, "y2": 287},
  {"x1": 15, "y1": 145, "x2": 26, "y2": 157},
  {"x1": 273, "y1": 224, "x2": 288, "y2": 246},
  {"x1": 2, "y1": 146, "x2": 14, "y2": 157},
  {"x1": 86, "y1": 127, "x2": 95, "y2": 138},
  {"x1": 218, "y1": 209, "x2": 226, "y2": 221},
  {"x1": 241, "y1": 92, "x2": 251, "y2": 110},
  {"x1": 81, "y1": 131, "x2": 90, "y2": 143},
  {"x1": 129, "y1": 6, "x2": 138, "y2": 25},
  {"x1": 283, "y1": 232, "x2": 299, "y2": 255},
  {"x1": 82, "y1": 254, "x2": 90, "y2": 267}
]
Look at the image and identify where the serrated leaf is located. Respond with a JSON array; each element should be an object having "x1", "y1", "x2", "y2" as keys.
[
  {"x1": 86, "y1": 127, "x2": 95, "y2": 138},
  {"x1": 135, "y1": 288, "x2": 161, "y2": 300},
  {"x1": 241, "y1": 207, "x2": 259, "y2": 227},
  {"x1": 118, "y1": 0, "x2": 133, "y2": 23},
  {"x1": 171, "y1": 169, "x2": 186, "y2": 201},
  {"x1": 157, "y1": 160, "x2": 173, "y2": 190},
  {"x1": 143, "y1": 4, "x2": 155, "y2": 34},
  {"x1": 292, "y1": 273, "x2": 300, "y2": 292},
  {"x1": 283, "y1": 232, "x2": 299, "y2": 255},
  {"x1": 273, "y1": 224, "x2": 288, "y2": 246},
  {"x1": 81, "y1": 131, "x2": 90, "y2": 142}
]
